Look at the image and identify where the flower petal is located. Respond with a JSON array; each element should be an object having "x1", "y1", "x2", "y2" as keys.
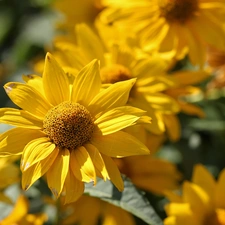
[
  {"x1": 63, "y1": 169, "x2": 84, "y2": 204},
  {"x1": 101, "y1": 154, "x2": 124, "y2": 191},
  {"x1": 0, "y1": 128, "x2": 46, "y2": 156},
  {"x1": 22, "y1": 74, "x2": 45, "y2": 96},
  {"x1": 42, "y1": 52, "x2": 70, "y2": 105},
  {"x1": 21, "y1": 137, "x2": 56, "y2": 171},
  {"x1": 192, "y1": 164, "x2": 216, "y2": 199},
  {"x1": 0, "y1": 108, "x2": 43, "y2": 129},
  {"x1": 71, "y1": 59, "x2": 101, "y2": 106},
  {"x1": 0, "y1": 195, "x2": 28, "y2": 224},
  {"x1": 22, "y1": 148, "x2": 59, "y2": 190},
  {"x1": 4, "y1": 82, "x2": 51, "y2": 119},
  {"x1": 183, "y1": 181, "x2": 210, "y2": 218},
  {"x1": 47, "y1": 149, "x2": 70, "y2": 198},
  {"x1": 214, "y1": 168, "x2": 225, "y2": 208},
  {"x1": 95, "y1": 106, "x2": 148, "y2": 135},
  {"x1": 88, "y1": 79, "x2": 136, "y2": 117},
  {"x1": 70, "y1": 146, "x2": 96, "y2": 184},
  {"x1": 92, "y1": 130, "x2": 150, "y2": 157},
  {"x1": 75, "y1": 24, "x2": 105, "y2": 64},
  {"x1": 84, "y1": 143, "x2": 109, "y2": 181}
]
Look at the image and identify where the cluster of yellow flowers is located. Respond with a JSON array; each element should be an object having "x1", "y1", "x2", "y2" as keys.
[{"x1": 0, "y1": 0, "x2": 225, "y2": 224}]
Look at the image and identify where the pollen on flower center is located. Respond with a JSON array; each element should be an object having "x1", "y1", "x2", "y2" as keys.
[
  {"x1": 100, "y1": 64, "x2": 136, "y2": 98},
  {"x1": 43, "y1": 101, "x2": 95, "y2": 150},
  {"x1": 159, "y1": 0, "x2": 199, "y2": 24}
]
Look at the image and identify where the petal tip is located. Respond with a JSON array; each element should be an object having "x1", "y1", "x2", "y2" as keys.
[{"x1": 4, "y1": 83, "x2": 16, "y2": 94}]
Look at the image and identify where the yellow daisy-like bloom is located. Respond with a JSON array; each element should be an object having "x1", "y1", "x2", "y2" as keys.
[
  {"x1": 115, "y1": 156, "x2": 182, "y2": 195},
  {"x1": 0, "y1": 195, "x2": 47, "y2": 225},
  {"x1": 59, "y1": 195, "x2": 135, "y2": 225},
  {"x1": 0, "y1": 157, "x2": 20, "y2": 204},
  {"x1": 164, "y1": 164, "x2": 225, "y2": 225},
  {"x1": 42, "y1": 24, "x2": 180, "y2": 137},
  {"x1": 100, "y1": 0, "x2": 225, "y2": 66},
  {"x1": 0, "y1": 53, "x2": 151, "y2": 203}
]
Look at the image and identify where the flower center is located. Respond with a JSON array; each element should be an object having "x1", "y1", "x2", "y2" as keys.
[
  {"x1": 100, "y1": 64, "x2": 136, "y2": 98},
  {"x1": 43, "y1": 101, "x2": 95, "y2": 150},
  {"x1": 159, "y1": 0, "x2": 199, "y2": 24}
]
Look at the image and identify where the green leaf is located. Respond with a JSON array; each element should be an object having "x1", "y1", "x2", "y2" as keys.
[{"x1": 84, "y1": 176, "x2": 163, "y2": 225}]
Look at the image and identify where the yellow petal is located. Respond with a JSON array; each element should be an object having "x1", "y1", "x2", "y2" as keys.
[
  {"x1": 88, "y1": 79, "x2": 136, "y2": 117},
  {"x1": 182, "y1": 182, "x2": 210, "y2": 218},
  {"x1": 144, "y1": 93, "x2": 180, "y2": 113},
  {"x1": 171, "y1": 71, "x2": 210, "y2": 86},
  {"x1": 192, "y1": 164, "x2": 216, "y2": 199},
  {"x1": 95, "y1": 106, "x2": 147, "y2": 135},
  {"x1": 92, "y1": 130, "x2": 150, "y2": 157},
  {"x1": 163, "y1": 114, "x2": 181, "y2": 142},
  {"x1": 101, "y1": 154, "x2": 124, "y2": 191},
  {"x1": 71, "y1": 59, "x2": 101, "y2": 106},
  {"x1": 165, "y1": 202, "x2": 192, "y2": 216},
  {"x1": 21, "y1": 137, "x2": 55, "y2": 171},
  {"x1": 75, "y1": 24, "x2": 105, "y2": 64},
  {"x1": 85, "y1": 143, "x2": 109, "y2": 181},
  {"x1": 22, "y1": 74, "x2": 45, "y2": 96},
  {"x1": 42, "y1": 52, "x2": 70, "y2": 105},
  {"x1": 183, "y1": 23, "x2": 206, "y2": 67},
  {"x1": 0, "y1": 195, "x2": 28, "y2": 224},
  {"x1": 102, "y1": 203, "x2": 136, "y2": 225},
  {"x1": 63, "y1": 169, "x2": 84, "y2": 204},
  {"x1": 0, "y1": 108, "x2": 43, "y2": 129},
  {"x1": 214, "y1": 168, "x2": 225, "y2": 208},
  {"x1": 70, "y1": 146, "x2": 96, "y2": 184},
  {"x1": 4, "y1": 82, "x2": 51, "y2": 119},
  {"x1": 0, "y1": 128, "x2": 45, "y2": 156},
  {"x1": 179, "y1": 102, "x2": 205, "y2": 118},
  {"x1": 131, "y1": 97, "x2": 165, "y2": 134},
  {"x1": 22, "y1": 148, "x2": 59, "y2": 190},
  {"x1": 47, "y1": 149, "x2": 70, "y2": 198},
  {"x1": 192, "y1": 11, "x2": 225, "y2": 50}
]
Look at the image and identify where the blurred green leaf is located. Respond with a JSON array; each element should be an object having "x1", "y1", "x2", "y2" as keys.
[
  {"x1": 0, "y1": 8, "x2": 13, "y2": 44},
  {"x1": 85, "y1": 177, "x2": 163, "y2": 225}
]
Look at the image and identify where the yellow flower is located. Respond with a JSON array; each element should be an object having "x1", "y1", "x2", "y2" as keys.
[
  {"x1": 59, "y1": 195, "x2": 135, "y2": 225},
  {"x1": 0, "y1": 53, "x2": 151, "y2": 203},
  {"x1": 115, "y1": 156, "x2": 182, "y2": 195},
  {"x1": 52, "y1": 0, "x2": 104, "y2": 35},
  {"x1": 0, "y1": 157, "x2": 20, "y2": 204},
  {"x1": 100, "y1": 0, "x2": 225, "y2": 66},
  {"x1": 45, "y1": 24, "x2": 180, "y2": 138},
  {"x1": 0, "y1": 195, "x2": 47, "y2": 225},
  {"x1": 164, "y1": 164, "x2": 225, "y2": 225}
]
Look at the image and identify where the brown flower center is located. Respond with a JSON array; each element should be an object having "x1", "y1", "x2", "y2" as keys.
[
  {"x1": 159, "y1": 0, "x2": 199, "y2": 24},
  {"x1": 43, "y1": 102, "x2": 95, "y2": 150},
  {"x1": 100, "y1": 64, "x2": 136, "y2": 98}
]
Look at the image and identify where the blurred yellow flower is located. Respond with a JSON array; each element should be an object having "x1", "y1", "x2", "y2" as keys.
[
  {"x1": 0, "y1": 157, "x2": 20, "y2": 204},
  {"x1": 100, "y1": 0, "x2": 225, "y2": 66},
  {"x1": 115, "y1": 156, "x2": 182, "y2": 195},
  {"x1": 60, "y1": 195, "x2": 135, "y2": 225},
  {"x1": 53, "y1": 0, "x2": 104, "y2": 35},
  {"x1": 0, "y1": 195, "x2": 47, "y2": 225},
  {"x1": 0, "y1": 53, "x2": 151, "y2": 203},
  {"x1": 164, "y1": 164, "x2": 225, "y2": 225}
]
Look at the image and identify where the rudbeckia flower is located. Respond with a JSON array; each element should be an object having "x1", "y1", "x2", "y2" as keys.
[
  {"x1": 59, "y1": 195, "x2": 135, "y2": 225},
  {"x1": 41, "y1": 24, "x2": 180, "y2": 138},
  {"x1": 0, "y1": 53, "x2": 151, "y2": 203},
  {"x1": 100, "y1": 0, "x2": 225, "y2": 67},
  {"x1": 115, "y1": 156, "x2": 182, "y2": 195},
  {"x1": 0, "y1": 157, "x2": 20, "y2": 204},
  {"x1": 164, "y1": 164, "x2": 225, "y2": 225},
  {"x1": 0, "y1": 195, "x2": 47, "y2": 225}
]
